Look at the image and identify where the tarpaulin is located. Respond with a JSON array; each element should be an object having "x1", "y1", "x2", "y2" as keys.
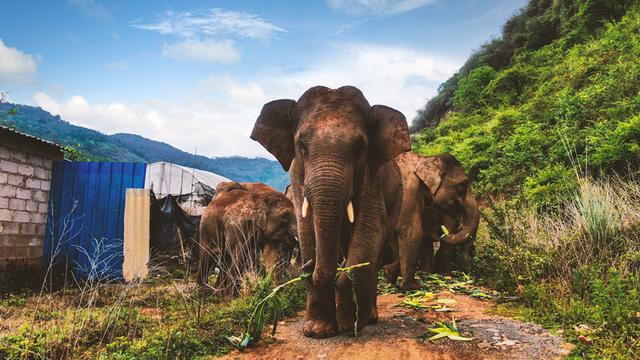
[{"x1": 150, "y1": 193, "x2": 201, "y2": 255}]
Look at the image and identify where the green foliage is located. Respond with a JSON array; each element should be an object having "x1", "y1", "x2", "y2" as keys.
[
  {"x1": 452, "y1": 66, "x2": 498, "y2": 111},
  {"x1": 62, "y1": 144, "x2": 91, "y2": 161},
  {"x1": 517, "y1": 267, "x2": 640, "y2": 359},
  {"x1": 421, "y1": 319, "x2": 473, "y2": 342},
  {"x1": 0, "y1": 274, "x2": 307, "y2": 359},
  {"x1": 523, "y1": 165, "x2": 577, "y2": 211},
  {"x1": 413, "y1": 2, "x2": 640, "y2": 208},
  {"x1": 474, "y1": 176, "x2": 640, "y2": 358},
  {"x1": 412, "y1": 0, "x2": 635, "y2": 131}
]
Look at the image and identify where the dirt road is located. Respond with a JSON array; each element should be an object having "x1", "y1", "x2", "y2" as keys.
[{"x1": 219, "y1": 291, "x2": 572, "y2": 360}]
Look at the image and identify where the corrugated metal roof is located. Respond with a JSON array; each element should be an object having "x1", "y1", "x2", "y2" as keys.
[{"x1": 0, "y1": 125, "x2": 63, "y2": 149}]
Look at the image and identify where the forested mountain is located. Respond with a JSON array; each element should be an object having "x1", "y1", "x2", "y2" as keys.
[
  {"x1": 0, "y1": 103, "x2": 289, "y2": 190},
  {"x1": 412, "y1": 0, "x2": 639, "y2": 208}
]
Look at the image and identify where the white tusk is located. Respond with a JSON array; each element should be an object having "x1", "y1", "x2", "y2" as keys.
[
  {"x1": 302, "y1": 197, "x2": 309, "y2": 218},
  {"x1": 347, "y1": 201, "x2": 355, "y2": 223}
]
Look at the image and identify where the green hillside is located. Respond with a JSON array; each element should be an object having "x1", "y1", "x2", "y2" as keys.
[
  {"x1": 0, "y1": 103, "x2": 289, "y2": 190},
  {"x1": 412, "y1": 0, "x2": 639, "y2": 209},
  {"x1": 411, "y1": 2, "x2": 640, "y2": 357}
]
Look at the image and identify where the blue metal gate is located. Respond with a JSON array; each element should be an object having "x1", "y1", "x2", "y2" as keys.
[{"x1": 44, "y1": 161, "x2": 146, "y2": 280}]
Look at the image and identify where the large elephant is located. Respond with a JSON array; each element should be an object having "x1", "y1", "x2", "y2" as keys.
[
  {"x1": 385, "y1": 152, "x2": 480, "y2": 285},
  {"x1": 251, "y1": 86, "x2": 410, "y2": 338},
  {"x1": 197, "y1": 181, "x2": 297, "y2": 296}
]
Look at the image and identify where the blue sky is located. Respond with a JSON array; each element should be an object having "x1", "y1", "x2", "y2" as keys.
[{"x1": 0, "y1": 0, "x2": 527, "y2": 158}]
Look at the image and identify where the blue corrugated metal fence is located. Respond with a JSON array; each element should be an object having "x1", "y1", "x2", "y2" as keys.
[{"x1": 44, "y1": 161, "x2": 146, "y2": 280}]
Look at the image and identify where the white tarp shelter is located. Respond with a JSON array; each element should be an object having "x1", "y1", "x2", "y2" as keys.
[{"x1": 144, "y1": 161, "x2": 230, "y2": 215}]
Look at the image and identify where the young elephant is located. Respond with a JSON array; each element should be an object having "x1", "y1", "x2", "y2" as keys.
[
  {"x1": 251, "y1": 85, "x2": 410, "y2": 338},
  {"x1": 385, "y1": 152, "x2": 480, "y2": 285},
  {"x1": 197, "y1": 181, "x2": 297, "y2": 296}
]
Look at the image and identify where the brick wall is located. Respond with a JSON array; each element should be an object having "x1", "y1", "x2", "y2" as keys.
[{"x1": 0, "y1": 144, "x2": 54, "y2": 263}]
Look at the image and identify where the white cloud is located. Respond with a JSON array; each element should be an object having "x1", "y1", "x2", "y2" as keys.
[
  {"x1": 261, "y1": 43, "x2": 460, "y2": 121},
  {"x1": 69, "y1": 0, "x2": 112, "y2": 20},
  {"x1": 32, "y1": 78, "x2": 272, "y2": 158},
  {"x1": 133, "y1": 8, "x2": 285, "y2": 40},
  {"x1": 326, "y1": 0, "x2": 435, "y2": 15},
  {"x1": 0, "y1": 38, "x2": 37, "y2": 85},
  {"x1": 32, "y1": 43, "x2": 460, "y2": 159},
  {"x1": 162, "y1": 39, "x2": 240, "y2": 64}
]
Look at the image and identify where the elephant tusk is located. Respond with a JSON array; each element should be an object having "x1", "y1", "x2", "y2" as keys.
[
  {"x1": 302, "y1": 197, "x2": 309, "y2": 218},
  {"x1": 346, "y1": 201, "x2": 354, "y2": 223}
]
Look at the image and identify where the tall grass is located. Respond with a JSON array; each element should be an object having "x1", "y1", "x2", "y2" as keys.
[
  {"x1": 475, "y1": 174, "x2": 640, "y2": 358},
  {"x1": 1, "y1": 200, "x2": 303, "y2": 359}
]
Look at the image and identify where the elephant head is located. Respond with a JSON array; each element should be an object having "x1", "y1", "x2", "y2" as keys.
[
  {"x1": 251, "y1": 86, "x2": 410, "y2": 336},
  {"x1": 414, "y1": 153, "x2": 480, "y2": 245},
  {"x1": 239, "y1": 182, "x2": 298, "y2": 272}
]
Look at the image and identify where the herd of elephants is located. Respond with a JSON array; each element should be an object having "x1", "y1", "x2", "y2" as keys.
[{"x1": 196, "y1": 86, "x2": 480, "y2": 339}]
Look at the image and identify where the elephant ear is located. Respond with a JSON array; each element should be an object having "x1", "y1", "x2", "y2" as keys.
[
  {"x1": 414, "y1": 156, "x2": 445, "y2": 196},
  {"x1": 368, "y1": 105, "x2": 411, "y2": 171},
  {"x1": 251, "y1": 99, "x2": 297, "y2": 171}
]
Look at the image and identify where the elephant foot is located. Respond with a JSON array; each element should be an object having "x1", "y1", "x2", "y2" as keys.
[
  {"x1": 337, "y1": 305, "x2": 378, "y2": 335},
  {"x1": 383, "y1": 262, "x2": 399, "y2": 285},
  {"x1": 303, "y1": 318, "x2": 339, "y2": 338},
  {"x1": 400, "y1": 278, "x2": 422, "y2": 291}
]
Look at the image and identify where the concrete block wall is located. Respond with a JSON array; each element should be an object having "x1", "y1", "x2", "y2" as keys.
[{"x1": 0, "y1": 145, "x2": 54, "y2": 263}]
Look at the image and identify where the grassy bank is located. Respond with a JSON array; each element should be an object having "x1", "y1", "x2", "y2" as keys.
[
  {"x1": 471, "y1": 176, "x2": 640, "y2": 358},
  {"x1": 0, "y1": 271, "x2": 306, "y2": 359}
]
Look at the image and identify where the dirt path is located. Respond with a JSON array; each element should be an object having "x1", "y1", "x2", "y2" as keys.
[{"x1": 219, "y1": 291, "x2": 572, "y2": 360}]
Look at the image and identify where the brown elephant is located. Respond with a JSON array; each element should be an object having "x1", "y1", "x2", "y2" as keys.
[
  {"x1": 385, "y1": 152, "x2": 480, "y2": 286},
  {"x1": 197, "y1": 181, "x2": 297, "y2": 296},
  {"x1": 251, "y1": 85, "x2": 410, "y2": 338}
]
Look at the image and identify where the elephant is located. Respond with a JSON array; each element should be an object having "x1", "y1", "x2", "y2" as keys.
[
  {"x1": 384, "y1": 152, "x2": 480, "y2": 286},
  {"x1": 251, "y1": 85, "x2": 410, "y2": 338},
  {"x1": 197, "y1": 181, "x2": 298, "y2": 296}
]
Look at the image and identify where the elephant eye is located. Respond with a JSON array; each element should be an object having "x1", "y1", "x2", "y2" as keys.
[
  {"x1": 353, "y1": 136, "x2": 367, "y2": 156},
  {"x1": 298, "y1": 140, "x2": 309, "y2": 156}
]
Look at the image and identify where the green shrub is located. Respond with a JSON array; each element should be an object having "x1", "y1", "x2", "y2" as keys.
[
  {"x1": 452, "y1": 66, "x2": 498, "y2": 111},
  {"x1": 524, "y1": 165, "x2": 577, "y2": 210}
]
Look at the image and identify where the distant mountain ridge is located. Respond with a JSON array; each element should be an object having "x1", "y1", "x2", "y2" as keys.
[{"x1": 0, "y1": 103, "x2": 289, "y2": 190}]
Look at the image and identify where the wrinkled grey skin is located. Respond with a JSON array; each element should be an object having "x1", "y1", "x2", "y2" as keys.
[
  {"x1": 197, "y1": 181, "x2": 297, "y2": 296},
  {"x1": 251, "y1": 86, "x2": 410, "y2": 338},
  {"x1": 384, "y1": 152, "x2": 480, "y2": 284}
]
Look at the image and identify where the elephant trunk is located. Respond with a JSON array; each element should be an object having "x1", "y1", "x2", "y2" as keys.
[
  {"x1": 445, "y1": 188, "x2": 479, "y2": 245},
  {"x1": 306, "y1": 179, "x2": 348, "y2": 285}
]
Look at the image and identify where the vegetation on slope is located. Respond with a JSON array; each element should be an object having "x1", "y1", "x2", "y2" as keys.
[
  {"x1": 412, "y1": 1, "x2": 640, "y2": 357},
  {"x1": 413, "y1": 0, "x2": 640, "y2": 210},
  {"x1": 0, "y1": 103, "x2": 288, "y2": 190}
]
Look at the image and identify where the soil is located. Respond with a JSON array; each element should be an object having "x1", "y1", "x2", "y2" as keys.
[{"x1": 218, "y1": 291, "x2": 573, "y2": 360}]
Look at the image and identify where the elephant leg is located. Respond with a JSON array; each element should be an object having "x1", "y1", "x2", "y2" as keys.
[
  {"x1": 397, "y1": 212, "x2": 423, "y2": 291},
  {"x1": 418, "y1": 236, "x2": 435, "y2": 272},
  {"x1": 383, "y1": 233, "x2": 400, "y2": 285},
  {"x1": 196, "y1": 245, "x2": 211, "y2": 289},
  {"x1": 219, "y1": 229, "x2": 245, "y2": 297},
  {"x1": 435, "y1": 217, "x2": 457, "y2": 274},
  {"x1": 434, "y1": 241, "x2": 454, "y2": 274},
  {"x1": 197, "y1": 224, "x2": 220, "y2": 291},
  {"x1": 336, "y1": 188, "x2": 385, "y2": 334},
  {"x1": 383, "y1": 260, "x2": 400, "y2": 285}
]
